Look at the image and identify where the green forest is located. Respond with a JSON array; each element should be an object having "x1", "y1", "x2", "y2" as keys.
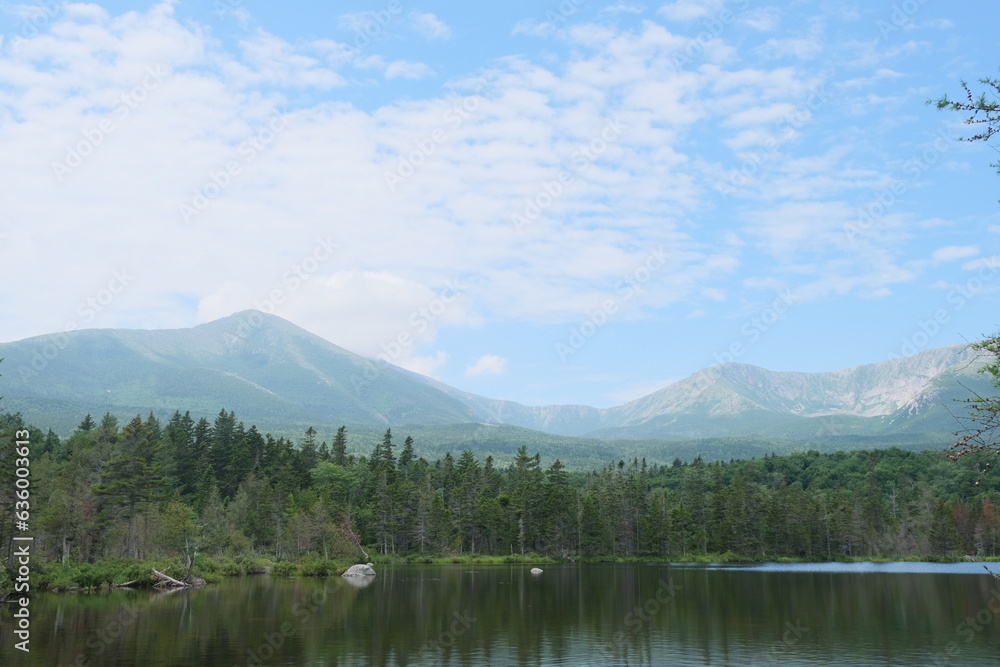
[{"x1": 3, "y1": 398, "x2": 1000, "y2": 594}]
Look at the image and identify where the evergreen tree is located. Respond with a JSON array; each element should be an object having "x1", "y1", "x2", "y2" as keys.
[
  {"x1": 91, "y1": 415, "x2": 167, "y2": 559},
  {"x1": 331, "y1": 426, "x2": 348, "y2": 466}
]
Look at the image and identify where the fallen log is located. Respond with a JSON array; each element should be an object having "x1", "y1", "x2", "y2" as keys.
[{"x1": 152, "y1": 569, "x2": 189, "y2": 588}]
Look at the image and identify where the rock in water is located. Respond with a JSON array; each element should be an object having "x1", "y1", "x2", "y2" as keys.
[
  {"x1": 342, "y1": 563, "x2": 376, "y2": 577},
  {"x1": 530, "y1": 568, "x2": 543, "y2": 575}
]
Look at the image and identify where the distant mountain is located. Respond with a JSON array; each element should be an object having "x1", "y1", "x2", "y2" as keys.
[
  {"x1": 409, "y1": 342, "x2": 989, "y2": 442},
  {"x1": 0, "y1": 311, "x2": 482, "y2": 435},
  {"x1": 589, "y1": 346, "x2": 990, "y2": 441},
  {"x1": 0, "y1": 312, "x2": 992, "y2": 457}
]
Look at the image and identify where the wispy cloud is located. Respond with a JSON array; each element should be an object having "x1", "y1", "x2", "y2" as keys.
[
  {"x1": 466, "y1": 354, "x2": 508, "y2": 377},
  {"x1": 411, "y1": 12, "x2": 452, "y2": 40},
  {"x1": 1, "y1": 0, "x2": 995, "y2": 401},
  {"x1": 932, "y1": 245, "x2": 979, "y2": 263}
]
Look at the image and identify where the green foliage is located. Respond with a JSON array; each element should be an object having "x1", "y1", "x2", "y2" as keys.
[
  {"x1": 271, "y1": 560, "x2": 298, "y2": 577},
  {"x1": 9, "y1": 403, "x2": 1000, "y2": 598}
]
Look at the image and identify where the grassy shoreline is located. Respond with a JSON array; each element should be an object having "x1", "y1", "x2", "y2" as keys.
[{"x1": 4, "y1": 551, "x2": 997, "y2": 596}]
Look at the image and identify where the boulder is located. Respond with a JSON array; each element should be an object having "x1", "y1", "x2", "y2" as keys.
[
  {"x1": 530, "y1": 568, "x2": 543, "y2": 575},
  {"x1": 342, "y1": 563, "x2": 376, "y2": 577}
]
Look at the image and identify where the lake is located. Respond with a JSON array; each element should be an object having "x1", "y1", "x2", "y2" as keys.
[{"x1": 3, "y1": 562, "x2": 1000, "y2": 665}]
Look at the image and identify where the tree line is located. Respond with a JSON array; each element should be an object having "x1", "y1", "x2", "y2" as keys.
[{"x1": 4, "y1": 406, "x2": 1000, "y2": 574}]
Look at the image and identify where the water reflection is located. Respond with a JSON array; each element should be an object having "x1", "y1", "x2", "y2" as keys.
[{"x1": 3, "y1": 563, "x2": 1000, "y2": 666}]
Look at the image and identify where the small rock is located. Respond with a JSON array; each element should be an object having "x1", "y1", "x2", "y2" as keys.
[{"x1": 530, "y1": 568, "x2": 543, "y2": 575}]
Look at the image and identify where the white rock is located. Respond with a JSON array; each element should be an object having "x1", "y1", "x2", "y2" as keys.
[
  {"x1": 342, "y1": 563, "x2": 376, "y2": 577},
  {"x1": 530, "y1": 568, "x2": 543, "y2": 575}
]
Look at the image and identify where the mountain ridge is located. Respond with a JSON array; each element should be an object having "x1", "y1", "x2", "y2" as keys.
[{"x1": 0, "y1": 311, "x2": 990, "y2": 447}]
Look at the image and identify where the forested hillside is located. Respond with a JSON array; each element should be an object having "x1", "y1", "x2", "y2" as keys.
[{"x1": 3, "y1": 405, "x2": 1000, "y2": 592}]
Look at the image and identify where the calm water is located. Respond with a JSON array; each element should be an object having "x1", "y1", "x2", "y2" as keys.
[{"x1": 3, "y1": 562, "x2": 1000, "y2": 665}]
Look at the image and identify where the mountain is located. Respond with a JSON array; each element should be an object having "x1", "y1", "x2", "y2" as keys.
[
  {"x1": 411, "y1": 343, "x2": 989, "y2": 442},
  {"x1": 589, "y1": 346, "x2": 989, "y2": 440},
  {"x1": 0, "y1": 311, "x2": 481, "y2": 435},
  {"x1": 0, "y1": 311, "x2": 992, "y2": 457}
]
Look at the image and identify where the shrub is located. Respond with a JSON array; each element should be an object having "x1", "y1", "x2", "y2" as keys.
[{"x1": 272, "y1": 561, "x2": 297, "y2": 577}]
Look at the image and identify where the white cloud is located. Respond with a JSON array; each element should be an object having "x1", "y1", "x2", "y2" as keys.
[
  {"x1": 603, "y1": 4, "x2": 646, "y2": 14},
  {"x1": 511, "y1": 19, "x2": 557, "y2": 38},
  {"x1": 411, "y1": 12, "x2": 452, "y2": 40},
  {"x1": 657, "y1": 0, "x2": 721, "y2": 21},
  {"x1": 932, "y1": 245, "x2": 979, "y2": 263},
  {"x1": 466, "y1": 354, "x2": 508, "y2": 377},
  {"x1": 384, "y1": 60, "x2": 434, "y2": 79},
  {"x1": 739, "y1": 8, "x2": 781, "y2": 32},
  {"x1": 963, "y1": 256, "x2": 1000, "y2": 272},
  {"x1": 401, "y1": 351, "x2": 449, "y2": 377},
  {"x1": 755, "y1": 37, "x2": 823, "y2": 60},
  {"x1": 0, "y1": 1, "x2": 989, "y2": 379}
]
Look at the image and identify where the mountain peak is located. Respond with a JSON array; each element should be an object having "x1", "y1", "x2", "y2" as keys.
[{"x1": 0, "y1": 313, "x2": 990, "y2": 447}]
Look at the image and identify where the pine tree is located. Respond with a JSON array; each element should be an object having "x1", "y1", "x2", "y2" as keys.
[
  {"x1": 331, "y1": 426, "x2": 347, "y2": 466},
  {"x1": 91, "y1": 415, "x2": 167, "y2": 559}
]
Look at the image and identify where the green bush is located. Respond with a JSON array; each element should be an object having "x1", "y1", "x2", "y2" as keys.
[
  {"x1": 272, "y1": 561, "x2": 297, "y2": 577},
  {"x1": 36, "y1": 562, "x2": 83, "y2": 591}
]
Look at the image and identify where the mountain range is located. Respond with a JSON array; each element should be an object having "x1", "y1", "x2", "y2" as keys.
[{"x1": 0, "y1": 311, "x2": 991, "y2": 465}]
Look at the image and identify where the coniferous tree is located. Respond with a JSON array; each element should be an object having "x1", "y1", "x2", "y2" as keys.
[
  {"x1": 331, "y1": 426, "x2": 348, "y2": 466},
  {"x1": 91, "y1": 415, "x2": 167, "y2": 559}
]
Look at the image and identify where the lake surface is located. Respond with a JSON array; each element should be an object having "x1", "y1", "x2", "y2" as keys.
[{"x1": 4, "y1": 562, "x2": 1000, "y2": 665}]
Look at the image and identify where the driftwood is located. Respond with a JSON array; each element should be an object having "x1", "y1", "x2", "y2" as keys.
[
  {"x1": 152, "y1": 569, "x2": 189, "y2": 588},
  {"x1": 114, "y1": 580, "x2": 139, "y2": 588}
]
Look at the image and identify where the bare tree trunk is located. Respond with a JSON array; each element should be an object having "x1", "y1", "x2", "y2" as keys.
[
  {"x1": 152, "y1": 569, "x2": 188, "y2": 587},
  {"x1": 182, "y1": 535, "x2": 194, "y2": 581}
]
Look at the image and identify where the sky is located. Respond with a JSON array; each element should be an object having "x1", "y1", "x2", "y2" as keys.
[{"x1": 0, "y1": 0, "x2": 998, "y2": 409}]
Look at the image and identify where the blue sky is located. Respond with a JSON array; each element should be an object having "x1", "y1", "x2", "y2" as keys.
[{"x1": 0, "y1": 0, "x2": 998, "y2": 408}]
